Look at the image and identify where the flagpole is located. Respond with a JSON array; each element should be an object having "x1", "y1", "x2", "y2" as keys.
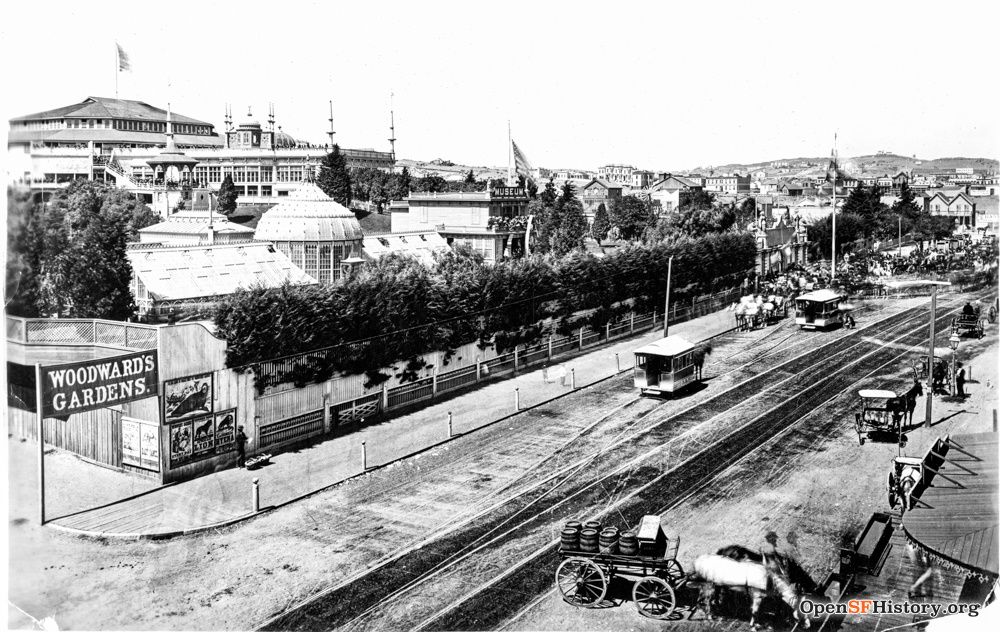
[
  {"x1": 115, "y1": 44, "x2": 118, "y2": 100},
  {"x1": 507, "y1": 121, "x2": 513, "y2": 186},
  {"x1": 831, "y1": 133, "x2": 837, "y2": 283}
]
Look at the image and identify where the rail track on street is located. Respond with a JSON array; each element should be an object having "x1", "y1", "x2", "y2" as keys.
[{"x1": 258, "y1": 294, "x2": 977, "y2": 632}]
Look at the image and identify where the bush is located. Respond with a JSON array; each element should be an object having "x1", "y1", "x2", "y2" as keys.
[{"x1": 214, "y1": 233, "x2": 758, "y2": 392}]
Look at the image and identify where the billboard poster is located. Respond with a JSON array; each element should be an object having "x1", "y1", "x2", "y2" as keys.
[
  {"x1": 163, "y1": 372, "x2": 213, "y2": 422},
  {"x1": 214, "y1": 409, "x2": 237, "y2": 454},
  {"x1": 139, "y1": 423, "x2": 160, "y2": 472},
  {"x1": 169, "y1": 420, "x2": 193, "y2": 467},
  {"x1": 191, "y1": 414, "x2": 216, "y2": 457},
  {"x1": 41, "y1": 350, "x2": 158, "y2": 416},
  {"x1": 121, "y1": 418, "x2": 141, "y2": 468}
]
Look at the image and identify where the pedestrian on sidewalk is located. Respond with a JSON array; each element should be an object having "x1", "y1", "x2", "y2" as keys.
[
  {"x1": 955, "y1": 362, "x2": 966, "y2": 397},
  {"x1": 236, "y1": 426, "x2": 248, "y2": 468}
]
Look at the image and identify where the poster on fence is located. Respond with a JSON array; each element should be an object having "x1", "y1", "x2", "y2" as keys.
[
  {"x1": 169, "y1": 420, "x2": 193, "y2": 467},
  {"x1": 121, "y1": 418, "x2": 141, "y2": 468},
  {"x1": 214, "y1": 409, "x2": 236, "y2": 454},
  {"x1": 191, "y1": 414, "x2": 216, "y2": 458},
  {"x1": 163, "y1": 372, "x2": 213, "y2": 421},
  {"x1": 139, "y1": 423, "x2": 160, "y2": 471}
]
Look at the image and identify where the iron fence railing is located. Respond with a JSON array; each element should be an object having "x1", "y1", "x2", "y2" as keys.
[{"x1": 7, "y1": 316, "x2": 158, "y2": 350}]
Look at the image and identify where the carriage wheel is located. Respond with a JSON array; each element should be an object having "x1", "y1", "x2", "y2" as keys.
[
  {"x1": 887, "y1": 471, "x2": 898, "y2": 509},
  {"x1": 663, "y1": 559, "x2": 686, "y2": 586},
  {"x1": 633, "y1": 576, "x2": 677, "y2": 620},
  {"x1": 556, "y1": 558, "x2": 607, "y2": 607}
]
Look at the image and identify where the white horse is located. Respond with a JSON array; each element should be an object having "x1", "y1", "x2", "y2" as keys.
[{"x1": 693, "y1": 554, "x2": 810, "y2": 629}]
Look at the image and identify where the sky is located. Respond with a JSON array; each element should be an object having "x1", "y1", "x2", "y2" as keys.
[{"x1": 1, "y1": 0, "x2": 997, "y2": 171}]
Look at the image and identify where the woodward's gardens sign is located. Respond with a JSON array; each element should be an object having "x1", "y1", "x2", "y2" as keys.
[
  {"x1": 8, "y1": 349, "x2": 159, "y2": 525},
  {"x1": 41, "y1": 350, "x2": 158, "y2": 415}
]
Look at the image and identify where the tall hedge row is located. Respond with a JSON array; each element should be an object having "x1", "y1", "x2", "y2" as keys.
[{"x1": 214, "y1": 232, "x2": 757, "y2": 391}]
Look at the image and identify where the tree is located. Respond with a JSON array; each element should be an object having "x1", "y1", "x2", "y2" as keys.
[
  {"x1": 679, "y1": 189, "x2": 716, "y2": 212},
  {"x1": 388, "y1": 166, "x2": 412, "y2": 200},
  {"x1": 540, "y1": 179, "x2": 558, "y2": 207},
  {"x1": 841, "y1": 184, "x2": 887, "y2": 238},
  {"x1": 591, "y1": 203, "x2": 611, "y2": 244},
  {"x1": 609, "y1": 195, "x2": 654, "y2": 241},
  {"x1": 737, "y1": 197, "x2": 757, "y2": 227},
  {"x1": 550, "y1": 182, "x2": 588, "y2": 256},
  {"x1": 6, "y1": 181, "x2": 158, "y2": 319},
  {"x1": 464, "y1": 169, "x2": 477, "y2": 184},
  {"x1": 806, "y1": 212, "x2": 867, "y2": 259},
  {"x1": 414, "y1": 174, "x2": 447, "y2": 193},
  {"x1": 217, "y1": 175, "x2": 238, "y2": 215},
  {"x1": 317, "y1": 144, "x2": 352, "y2": 207}
]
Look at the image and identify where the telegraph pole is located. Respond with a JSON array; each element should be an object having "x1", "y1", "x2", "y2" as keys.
[{"x1": 663, "y1": 256, "x2": 674, "y2": 337}]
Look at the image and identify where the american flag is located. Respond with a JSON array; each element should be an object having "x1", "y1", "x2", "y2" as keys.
[
  {"x1": 117, "y1": 43, "x2": 131, "y2": 72},
  {"x1": 512, "y1": 139, "x2": 534, "y2": 184}
]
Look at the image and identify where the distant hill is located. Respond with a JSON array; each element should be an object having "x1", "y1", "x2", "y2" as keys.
[
  {"x1": 693, "y1": 153, "x2": 997, "y2": 178},
  {"x1": 395, "y1": 153, "x2": 995, "y2": 183}
]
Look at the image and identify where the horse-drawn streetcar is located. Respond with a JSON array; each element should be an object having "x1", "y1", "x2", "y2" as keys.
[
  {"x1": 557, "y1": 515, "x2": 685, "y2": 619},
  {"x1": 794, "y1": 289, "x2": 846, "y2": 330},
  {"x1": 633, "y1": 336, "x2": 700, "y2": 396}
]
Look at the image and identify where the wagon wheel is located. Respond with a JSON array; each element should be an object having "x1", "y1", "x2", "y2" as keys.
[
  {"x1": 633, "y1": 576, "x2": 677, "y2": 620},
  {"x1": 887, "y1": 471, "x2": 898, "y2": 509},
  {"x1": 662, "y1": 558, "x2": 686, "y2": 586},
  {"x1": 556, "y1": 558, "x2": 607, "y2": 607}
]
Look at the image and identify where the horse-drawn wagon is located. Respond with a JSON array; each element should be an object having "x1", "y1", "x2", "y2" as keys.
[
  {"x1": 854, "y1": 383, "x2": 921, "y2": 446},
  {"x1": 557, "y1": 515, "x2": 685, "y2": 619},
  {"x1": 952, "y1": 311, "x2": 985, "y2": 339}
]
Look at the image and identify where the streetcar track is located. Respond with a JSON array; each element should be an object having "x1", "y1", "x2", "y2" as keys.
[
  {"x1": 412, "y1": 310, "x2": 954, "y2": 632},
  {"x1": 258, "y1": 298, "x2": 968, "y2": 631},
  {"x1": 264, "y1": 296, "x2": 976, "y2": 627}
]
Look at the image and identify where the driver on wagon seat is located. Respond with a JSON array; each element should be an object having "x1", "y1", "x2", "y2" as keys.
[{"x1": 963, "y1": 302, "x2": 976, "y2": 317}]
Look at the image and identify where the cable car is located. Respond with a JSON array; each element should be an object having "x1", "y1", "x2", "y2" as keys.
[
  {"x1": 633, "y1": 336, "x2": 697, "y2": 396},
  {"x1": 794, "y1": 289, "x2": 846, "y2": 330}
]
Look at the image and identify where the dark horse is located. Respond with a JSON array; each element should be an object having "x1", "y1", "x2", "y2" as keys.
[
  {"x1": 692, "y1": 343, "x2": 714, "y2": 381},
  {"x1": 890, "y1": 380, "x2": 923, "y2": 425}
]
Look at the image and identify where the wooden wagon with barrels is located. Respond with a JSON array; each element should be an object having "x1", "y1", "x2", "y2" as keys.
[{"x1": 556, "y1": 515, "x2": 685, "y2": 619}]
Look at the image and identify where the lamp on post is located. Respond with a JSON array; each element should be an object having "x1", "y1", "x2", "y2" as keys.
[{"x1": 949, "y1": 327, "x2": 961, "y2": 396}]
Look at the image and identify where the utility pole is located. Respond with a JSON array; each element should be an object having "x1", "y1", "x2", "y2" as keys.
[
  {"x1": 898, "y1": 216, "x2": 902, "y2": 257},
  {"x1": 663, "y1": 255, "x2": 674, "y2": 337},
  {"x1": 925, "y1": 285, "x2": 937, "y2": 428},
  {"x1": 831, "y1": 133, "x2": 838, "y2": 284}
]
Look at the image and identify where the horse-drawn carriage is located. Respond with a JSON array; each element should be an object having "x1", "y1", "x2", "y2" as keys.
[
  {"x1": 854, "y1": 384, "x2": 921, "y2": 446},
  {"x1": 557, "y1": 515, "x2": 685, "y2": 619},
  {"x1": 952, "y1": 309, "x2": 985, "y2": 339}
]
